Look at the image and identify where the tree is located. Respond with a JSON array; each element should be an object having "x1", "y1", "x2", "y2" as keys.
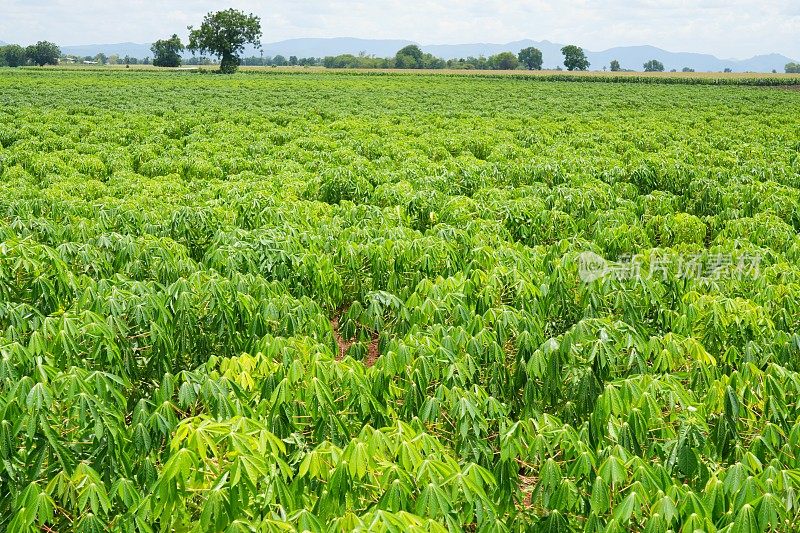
[
  {"x1": 289, "y1": 55, "x2": 298, "y2": 66},
  {"x1": 643, "y1": 59, "x2": 665, "y2": 72},
  {"x1": 2, "y1": 44, "x2": 27, "y2": 67},
  {"x1": 394, "y1": 45, "x2": 424, "y2": 68},
  {"x1": 25, "y1": 41, "x2": 60, "y2": 66},
  {"x1": 94, "y1": 53, "x2": 107, "y2": 65},
  {"x1": 489, "y1": 51, "x2": 519, "y2": 70},
  {"x1": 561, "y1": 45, "x2": 589, "y2": 71},
  {"x1": 609, "y1": 59, "x2": 621, "y2": 72},
  {"x1": 152, "y1": 34, "x2": 184, "y2": 67},
  {"x1": 518, "y1": 47, "x2": 543, "y2": 70},
  {"x1": 682, "y1": 67, "x2": 695, "y2": 73},
  {"x1": 188, "y1": 9, "x2": 262, "y2": 74},
  {"x1": 786, "y1": 62, "x2": 800, "y2": 74}
]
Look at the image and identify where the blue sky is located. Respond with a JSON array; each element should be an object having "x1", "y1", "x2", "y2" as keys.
[{"x1": 1, "y1": 0, "x2": 798, "y2": 59}]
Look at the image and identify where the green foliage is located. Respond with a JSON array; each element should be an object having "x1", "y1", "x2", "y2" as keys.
[
  {"x1": 151, "y1": 34, "x2": 184, "y2": 68},
  {"x1": 25, "y1": 41, "x2": 60, "y2": 67},
  {"x1": 324, "y1": 54, "x2": 392, "y2": 69},
  {"x1": 0, "y1": 45, "x2": 25, "y2": 67},
  {"x1": 393, "y1": 45, "x2": 445, "y2": 69},
  {"x1": 395, "y1": 45, "x2": 424, "y2": 68},
  {"x1": 187, "y1": 9, "x2": 262, "y2": 74},
  {"x1": 562, "y1": 45, "x2": 590, "y2": 71},
  {"x1": 610, "y1": 59, "x2": 621, "y2": 72},
  {"x1": 0, "y1": 69, "x2": 800, "y2": 531},
  {"x1": 518, "y1": 47, "x2": 543, "y2": 70},
  {"x1": 488, "y1": 51, "x2": 519, "y2": 70},
  {"x1": 786, "y1": 62, "x2": 800, "y2": 74},
  {"x1": 644, "y1": 59, "x2": 666, "y2": 72}
]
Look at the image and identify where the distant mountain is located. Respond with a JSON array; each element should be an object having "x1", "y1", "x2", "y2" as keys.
[
  {"x1": 261, "y1": 37, "x2": 415, "y2": 58},
  {"x1": 423, "y1": 40, "x2": 794, "y2": 72},
  {"x1": 61, "y1": 42, "x2": 154, "y2": 58},
  {"x1": 585, "y1": 45, "x2": 793, "y2": 73},
  {"x1": 42, "y1": 38, "x2": 797, "y2": 72}
]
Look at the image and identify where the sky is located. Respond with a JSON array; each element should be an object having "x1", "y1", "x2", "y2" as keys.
[{"x1": 1, "y1": 0, "x2": 798, "y2": 60}]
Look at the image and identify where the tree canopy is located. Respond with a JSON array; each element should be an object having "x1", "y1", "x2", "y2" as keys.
[
  {"x1": 518, "y1": 47, "x2": 543, "y2": 70},
  {"x1": 188, "y1": 9, "x2": 262, "y2": 74},
  {"x1": 393, "y1": 45, "x2": 445, "y2": 69},
  {"x1": 1, "y1": 44, "x2": 27, "y2": 67},
  {"x1": 25, "y1": 41, "x2": 60, "y2": 67},
  {"x1": 151, "y1": 34, "x2": 184, "y2": 68},
  {"x1": 786, "y1": 62, "x2": 800, "y2": 74},
  {"x1": 609, "y1": 59, "x2": 621, "y2": 72},
  {"x1": 394, "y1": 45, "x2": 424, "y2": 68},
  {"x1": 489, "y1": 51, "x2": 519, "y2": 70},
  {"x1": 643, "y1": 59, "x2": 665, "y2": 72},
  {"x1": 561, "y1": 45, "x2": 590, "y2": 71}
]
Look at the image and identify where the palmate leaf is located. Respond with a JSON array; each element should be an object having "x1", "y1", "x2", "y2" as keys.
[
  {"x1": 755, "y1": 492, "x2": 786, "y2": 531},
  {"x1": 590, "y1": 476, "x2": 610, "y2": 514},
  {"x1": 598, "y1": 455, "x2": 627, "y2": 487},
  {"x1": 612, "y1": 490, "x2": 642, "y2": 524},
  {"x1": 75, "y1": 512, "x2": 107, "y2": 533},
  {"x1": 200, "y1": 484, "x2": 229, "y2": 531},
  {"x1": 730, "y1": 504, "x2": 759, "y2": 533},
  {"x1": 7, "y1": 483, "x2": 54, "y2": 531},
  {"x1": 643, "y1": 512, "x2": 668, "y2": 533},
  {"x1": 414, "y1": 482, "x2": 452, "y2": 519},
  {"x1": 378, "y1": 478, "x2": 409, "y2": 512}
]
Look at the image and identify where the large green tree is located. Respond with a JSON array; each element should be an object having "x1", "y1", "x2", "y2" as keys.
[
  {"x1": 188, "y1": 9, "x2": 262, "y2": 74},
  {"x1": 518, "y1": 47, "x2": 543, "y2": 70},
  {"x1": 786, "y1": 62, "x2": 800, "y2": 74},
  {"x1": 25, "y1": 41, "x2": 60, "y2": 66},
  {"x1": 609, "y1": 59, "x2": 621, "y2": 72},
  {"x1": 394, "y1": 45, "x2": 424, "y2": 68},
  {"x1": 489, "y1": 51, "x2": 519, "y2": 70},
  {"x1": 151, "y1": 34, "x2": 185, "y2": 67},
  {"x1": 561, "y1": 45, "x2": 589, "y2": 71},
  {"x1": 1, "y1": 45, "x2": 27, "y2": 67},
  {"x1": 643, "y1": 59, "x2": 665, "y2": 72}
]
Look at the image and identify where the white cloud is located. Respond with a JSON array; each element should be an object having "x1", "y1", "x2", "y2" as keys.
[{"x1": 0, "y1": 0, "x2": 797, "y2": 59}]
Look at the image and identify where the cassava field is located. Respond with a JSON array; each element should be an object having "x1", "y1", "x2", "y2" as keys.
[{"x1": 1, "y1": 69, "x2": 800, "y2": 532}]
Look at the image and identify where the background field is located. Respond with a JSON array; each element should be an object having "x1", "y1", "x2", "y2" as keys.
[
  {"x1": 20, "y1": 64, "x2": 800, "y2": 84},
  {"x1": 1, "y1": 70, "x2": 800, "y2": 531}
]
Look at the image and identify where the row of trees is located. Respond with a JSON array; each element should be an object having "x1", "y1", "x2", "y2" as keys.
[
  {"x1": 64, "y1": 53, "x2": 153, "y2": 65},
  {"x1": 0, "y1": 41, "x2": 60, "y2": 67},
  {"x1": 313, "y1": 45, "x2": 587, "y2": 71},
  {"x1": 315, "y1": 45, "x2": 579, "y2": 71}
]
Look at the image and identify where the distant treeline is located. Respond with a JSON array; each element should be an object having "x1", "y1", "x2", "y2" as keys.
[
  {"x1": 4, "y1": 39, "x2": 800, "y2": 74},
  {"x1": 238, "y1": 46, "x2": 545, "y2": 70}
]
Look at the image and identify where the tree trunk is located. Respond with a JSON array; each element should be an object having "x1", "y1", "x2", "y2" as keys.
[{"x1": 220, "y1": 51, "x2": 240, "y2": 74}]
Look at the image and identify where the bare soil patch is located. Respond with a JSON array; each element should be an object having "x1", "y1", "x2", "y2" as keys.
[{"x1": 331, "y1": 307, "x2": 380, "y2": 367}]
